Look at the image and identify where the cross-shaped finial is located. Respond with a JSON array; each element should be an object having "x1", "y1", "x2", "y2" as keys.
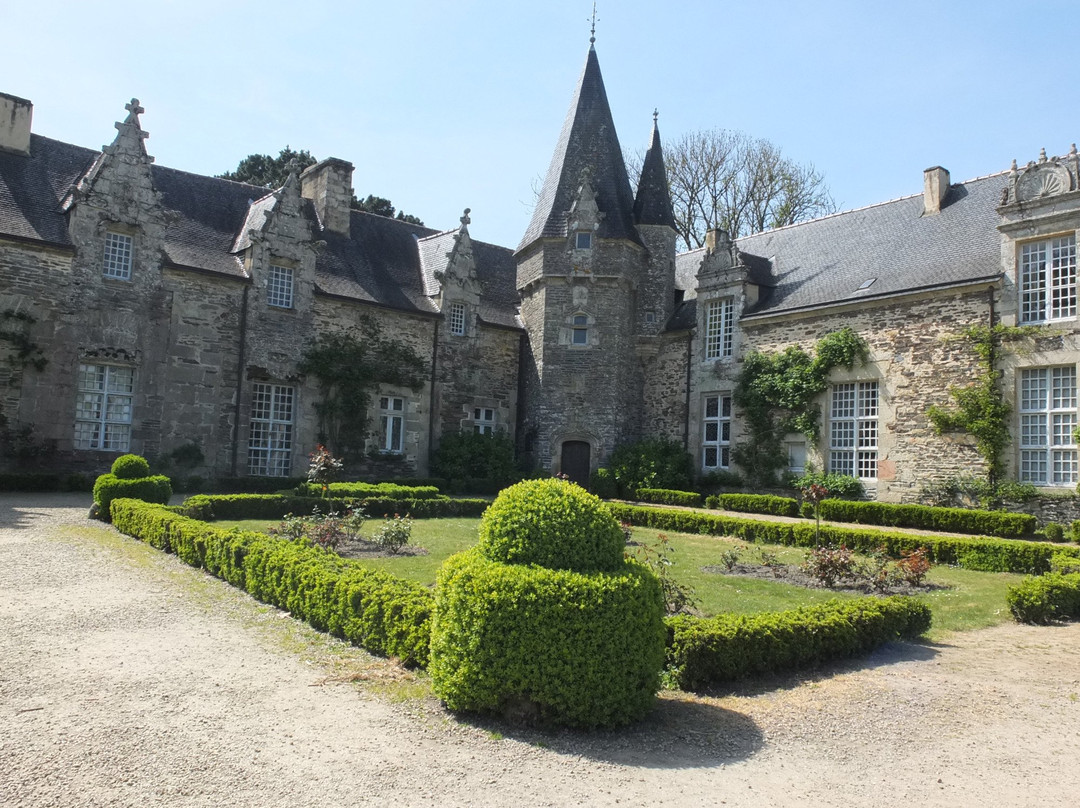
[
  {"x1": 589, "y1": 2, "x2": 597, "y2": 44},
  {"x1": 653, "y1": 108, "x2": 659, "y2": 124},
  {"x1": 285, "y1": 157, "x2": 300, "y2": 176},
  {"x1": 125, "y1": 98, "x2": 144, "y2": 116},
  {"x1": 460, "y1": 207, "x2": 471, "y2": 227}
]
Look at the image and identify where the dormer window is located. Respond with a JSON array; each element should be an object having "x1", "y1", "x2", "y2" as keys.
[
  {"x1": 575, "y1": 232, "x2": 593, "y2": 250},
  {"x1": 103, "y1": 231, "x2": 133, "y2": 280},
  {"x1": 448, "y1": 302, "x2": 466, "y2": 336},
  {"x1": 267, "y1": 264, "x2": 295, "y2": 309},
  {"x1": 571, "y1": 314, "x2": 589, "y2": 345}
]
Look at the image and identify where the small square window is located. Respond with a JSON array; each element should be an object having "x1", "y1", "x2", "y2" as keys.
[
  {"x1": 474, "y1": 407, "x2": 496, "y2": 434},
  {"x1": 103, "y1": 232, "x2": 133, "y2": 280},
  {"x1": 575, "y1": 232, "x2": 592, "y2": 250},
  {"x1": 645, "y1": 311, "x2": 656, "y2": 324},
  {"x1": 267, "y1": 264, "x2": 295, "y2": 308}
]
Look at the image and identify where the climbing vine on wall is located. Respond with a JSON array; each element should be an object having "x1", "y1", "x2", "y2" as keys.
[
  {"x1": 926, "y1": 323, "x2": 1040, "y2": 489},
  {"x1": 732, "y1": 327, "x2": 869, "y2": 486},
  {"x1": 298, "y1": 317, "x2": 427, "y2": 461},
  {"x1": 0, "y1": 309, "x2": 47, "y2": 371}
]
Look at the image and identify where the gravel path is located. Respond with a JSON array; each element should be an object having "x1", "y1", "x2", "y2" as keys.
[{"x1": 2, "y1": 493, "x2": 1079, "y2": 807}]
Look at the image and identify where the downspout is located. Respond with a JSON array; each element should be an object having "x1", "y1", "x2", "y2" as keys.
[
  {"x1": 683, "y1": 332, "x2": 693, "y2": 451},
  {"x1": 427, "y1": 318, "x2": 440, "y2": 475},
  {"x1": 987, "y1": 284, "x2": 999, "y2": 488},
  {"x1": 230, "y1": 283, "x2": 250, "y2": 477}
]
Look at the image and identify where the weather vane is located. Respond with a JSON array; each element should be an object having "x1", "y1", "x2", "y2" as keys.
[{"x1": 589, "y1": 2, "x2": 597, "y2": 44}]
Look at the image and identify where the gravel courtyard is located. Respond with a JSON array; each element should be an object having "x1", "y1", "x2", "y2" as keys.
[{"x1": 2, "y1": 493, "x2": 1079, "y2": 807}]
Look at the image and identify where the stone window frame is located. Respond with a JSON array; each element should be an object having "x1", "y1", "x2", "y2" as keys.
[
  {"x1": 473, "y1": 406, "x2": 496, "y2": 434},
  {"x1": 829, "y1": 381, "x2": 878, "y2": 480},
  {"x1": 248, "y1": 382, "x2": 295, "y2": 477},
  {"x1": 379, "y1": 395, "x2": 406, "y2": 453},
  {"x1": 102, "y1": 231, "x2": 133, "y2": 281},
  {"x1": 1019, "y1": 233, "x2": 1077, "y2": 323},
  {"x1": 74, "y1": 362, "x2": 134, "y2": 452},
  {"x1": 266, "y1": 264, "x2": 295, "y2": 309},
  {"x1": 448, "y1": 301, "x2": 467, "y2": 336},
  {"x1": 701, "y1": 393, "x2": 732, "y2": 471},
  {"x1": 704, "y1": 296, "x2": 735, "y2": 360},
  {"x1": 570, "y1": 311, "x2": 590, "y2": 347},
  {"x1": 574, "y1": 232, "x2": 593, "y2": 250},
  {"x1": 1019, "y1": 365, "x2": 1078, "y2": 486}
]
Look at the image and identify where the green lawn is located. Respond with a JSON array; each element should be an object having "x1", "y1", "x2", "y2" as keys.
[{"x1": 214, "y1": 516, "x2": 1023, "y2": 637}]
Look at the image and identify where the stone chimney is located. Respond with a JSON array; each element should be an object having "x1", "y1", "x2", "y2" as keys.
[
  {"x1": 923, "y1": 166, "x2": 950, "y2": 215},
  {"x1": 300, "y1": 158, "x2": 354, "y2": 236},
  {"x1": 0, "y1": 92, "x2": 32, "y2": 156}
]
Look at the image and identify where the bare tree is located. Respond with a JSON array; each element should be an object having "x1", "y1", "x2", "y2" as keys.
[{"x1": 631, "y1": 129, "x2": 837, "y2": 251}]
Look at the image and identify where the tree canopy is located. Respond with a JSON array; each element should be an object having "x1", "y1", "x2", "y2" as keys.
[
  {"x1": 631, "y1": 129, "x2": 836, "y2": 251},
  {"x1": 218, "y1": 148, "x2": 424, "y2": 225}
]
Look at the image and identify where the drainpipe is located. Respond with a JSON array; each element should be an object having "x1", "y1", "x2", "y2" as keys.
[
  {"x1": 683, "y1": 332, "x2": 693, "y2": 451},
  {"x1": 230, "y1": 284, "x2": 250, "y2": 477},
  {"x1": 427, "y1": 318, "x2": 440, "y2": 475}
]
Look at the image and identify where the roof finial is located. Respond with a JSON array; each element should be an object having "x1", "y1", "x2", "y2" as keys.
[
  {"x1": 460, "y1": 207, "x2": 471, "y2": 228},
  {"x1": 652, "y1": 108, "x2": 659, "y2": 125},
  {"x1": 589, "y1": 2, "x2": 597, "y2": 45}
]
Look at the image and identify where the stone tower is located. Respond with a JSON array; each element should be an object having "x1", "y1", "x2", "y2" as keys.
[{"x1": 515, "y1": 42, "x2": 677, "y2": 483}]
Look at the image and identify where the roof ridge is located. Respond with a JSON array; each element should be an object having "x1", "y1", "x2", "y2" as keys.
[{"x1": 738, "y1": 168, "x2": 1012, "y2": 241}]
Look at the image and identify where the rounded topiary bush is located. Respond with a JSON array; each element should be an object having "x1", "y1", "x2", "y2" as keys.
[
  {"x1": 430, "y1": 548, "x2": 665, "y2": 728},
  {"x1": 477, "y1": 478, "x2": 624, "y2": 572},
  {"x1": 431, "y1": 477, "x2": 666, "y2": 727},
  {"x1": 111, "y1": 453, "x2": 151, "y2": 479}
]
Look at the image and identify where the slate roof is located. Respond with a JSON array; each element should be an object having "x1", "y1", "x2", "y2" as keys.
[
  {"x1": 633, "y1": 121, "x2": 676, "y2": 228},
  {"x1": 518, "y1": 46, "x2": 639, "y2": 251},
  {"x1": 673, "y1": 172, "x2": 1007, "y2": 320},
  {"x1": 416, "y1": 229, "x2": 523, "y2": 329},
  {"x1": 0, "y1": 133, "x2": 521, "y2": 324}
]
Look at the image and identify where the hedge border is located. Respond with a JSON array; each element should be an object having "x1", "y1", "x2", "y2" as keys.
[
  {"x1": 176, "y1": 493, "x2": 490, "y2": 522},
  {"x1": 1006, "y1": 572, "x2": 1080, "y2": 624},
  {"x1": 706, "y1": 493, "x2": 800, "y2": 518},
  {"x1": 109, "y1": 499, "x2": 433, "y2": 665},
  {"x1": 816, "y1": 499, "x2": 1037, "y2": 539},
  {"x1": 610, "y1": 503, "x2": 1080, "y2": 575},
  {"x1": 635, "y1": 488, "x2": 703, "y2": 507}
]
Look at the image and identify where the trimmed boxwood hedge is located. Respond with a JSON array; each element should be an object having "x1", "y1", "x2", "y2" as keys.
[
  {"x1": 666, "y1": 596, "x2": 931, "y2": 690},
  {"x1": 1006, "y1": 572, "x2": 1080, "y2": 624},
  {"x1": 635, "y1": 488, "x2": 703, "y2": 507},
  {"x1": 296, "y1": 481, "x2": 442, "y2": 500},
  {"x1": 706, "y1": 493, "x2": 800, "y2": 518},
  {"x1": 431, "y1": 547, "x2": 665, "y2": 727},
  {"x1": 93, "y1": 474, "x2": 172, "y2": 520},
  {"x1": 109, "y1": 499, "x2": 433, "y2": 665},
  {"x1": 176, "y1": 493, "x2": 489, "y2": 522},
  {"x1": 609, "y1": 503, "x2": 1080, "y2": 575},
  {"x1": 816, "y1": 499, "x2": 1036, "y2": 539}
]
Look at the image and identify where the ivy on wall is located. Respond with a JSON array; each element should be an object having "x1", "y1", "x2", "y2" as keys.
[
  {"x1": 927, "y1": 324, "x2": 1040, "y2": 489},
  {"x1": 0, "y1": 309, "x2": 47, "y2": 371},
  {"x1": 298, "y1": 317, "x2": 427, "y2": 461},
  {"x1": 732, "y1": 327, "x2": 869, "y2": 486}
]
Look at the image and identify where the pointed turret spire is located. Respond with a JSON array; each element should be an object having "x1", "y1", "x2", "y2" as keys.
[
  {"x1": 633, "y1": 111, "x2": 676, "y2": 229},
  {"x1": 517, "y1": 44, "x2": 638, "y2": 252}
]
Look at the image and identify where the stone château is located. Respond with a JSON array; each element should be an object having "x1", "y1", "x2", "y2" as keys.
[{"x1": 1, "y1": 41, "x2": 1077, "y2": 504}]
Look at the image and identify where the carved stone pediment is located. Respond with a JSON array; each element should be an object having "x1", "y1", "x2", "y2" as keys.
[{"x1": 1002, "y1": 146, "x2": 1080, "y2": 205}]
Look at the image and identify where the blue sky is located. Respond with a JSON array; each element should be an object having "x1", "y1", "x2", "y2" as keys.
[{"x1": 5, "y1": 0, "x2": 1078, "y2": 248}]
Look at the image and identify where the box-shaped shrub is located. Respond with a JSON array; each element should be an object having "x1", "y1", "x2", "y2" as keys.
[
  {"x1": 93, "y1": 473, "x2": 172, "y2": 520},
  {"x1": 429, "y1": 478, "x2": 665, "y2": 727}
]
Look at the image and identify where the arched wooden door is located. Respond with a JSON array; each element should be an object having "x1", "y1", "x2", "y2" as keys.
[{"x1": 560, "y1": 440, "x2": 591, "y2": 486}]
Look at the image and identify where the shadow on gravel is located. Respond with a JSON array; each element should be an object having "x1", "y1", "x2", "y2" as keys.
[
  {"x1": 0, "y1": 493, "x2": 92, "y2": 530},
  {"x1": 460, "y1": 696, "x2": 764, "y2": 768}
]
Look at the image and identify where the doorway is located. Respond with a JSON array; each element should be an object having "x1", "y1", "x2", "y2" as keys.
[{"x1": 559, "y1": 440, "x2": 591, "y2": 486}]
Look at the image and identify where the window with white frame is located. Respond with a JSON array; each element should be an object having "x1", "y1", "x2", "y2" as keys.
[
  {"x1": 379, "y1": 396, "x2": 405, "y2": 453},
  {"x1": 74, "y1": 363, "x2": 133, "y2": 451},
  {"x1": 448, "y1": 302, "x2": 466, "y2": 336},
  {"x1": 103, "y1": 232, "x2": 133, "y2": 280},
  {"x1": 266, "y1": 264, "x2": 294, "y2": 309},
  {"x1": 704, "y1": 296, "x2": 734, "y2": 359},
  {"x1": 1020, "y1": 234, "x2": 1077, "y2": 323},
  {"x1": 1019, "y1": 366, "x2": 1078, "y2": 485},
  {"x1": 830, "y1": 381, "x2": 878, "y2": 479},
  {"x1": 248, "y1": 383, "x2": 294, "y2": 476},
  {"x1": 474, "y1": 407, "x2": 496, "y2": 434},
  {"x1": 571, "y1": 313, "x2": 589, "y2": 346},
  {"x1": 702, "y1": 394, "x2": 732, "y2": 470}
]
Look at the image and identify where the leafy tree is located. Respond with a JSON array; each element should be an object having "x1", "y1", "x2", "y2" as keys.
[
  {"x1": 219, "y1": 150, "x2": 424, "y2": 224},
  {"x1": 631, "y1": 129, "x2": 836, "y2": 251},
  {"x1": 298, "y1": 319, "x2": 427, "y2": 461},
  {"x1": 218, "y1": 147, "x2": 316, "y2": 188}
]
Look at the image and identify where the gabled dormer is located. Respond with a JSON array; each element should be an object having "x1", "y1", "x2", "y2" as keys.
[{"x1": 436, "y1": 209, "x2": 484, "y2": 337}]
